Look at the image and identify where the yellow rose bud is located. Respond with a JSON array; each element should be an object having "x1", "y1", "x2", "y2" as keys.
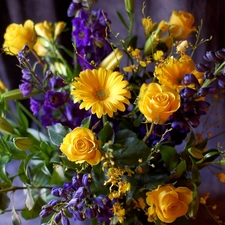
[
  {"x1": 60, "y1": 127, "x2": 102, "y2": 166},
  {"x1": 169, "y1": 10, "x2": 196, "y2": 40},
  {"x1": 99, "y1": 48, "x2": 123, "y2": 71},
  {"x1": 3, "y1": 20, "x2": 36, "y2": 55},
  {"x1": 138, "y1": 83, "x2": 180, "y2": 124},
  {"x1": 13, "y1": 137, "x2": 33, "y2": 151},
  {"x1": 54, "y1": 22, "x2": 66, "y2": 39},
  {"x1": 0, "y1": 116, "x2": 14, "y2": 134},
  {"x1": 146, "y1": 185, "x2": 193, "y2": 223}
]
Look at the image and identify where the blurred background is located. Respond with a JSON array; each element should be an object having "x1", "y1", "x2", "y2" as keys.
[{"x1": 1, "y1": 0, "x2": 225, "y2": 224}]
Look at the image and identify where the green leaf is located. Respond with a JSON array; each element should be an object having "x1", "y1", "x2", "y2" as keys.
[
  {"x1": 98, "y1": 121, "x2": 115, "y2": 145},
  {"x1": 47, "y1": 123, "x2": 71, "y2": 146},
  {"x1": 166, "y1": 160, "x2": 187, "y2": 182},
  {"x1": 0, "y1": 193, "x2": 10, "y2": 211},
  {"x1": 159, "y1": 145, "x2": 180, "y2": 171},
  {"x1": 32, "y1": 164, "x2": 51, "y2": 186},
  {"x1": 116, "y1": 11, "x2": 129, "y2": 30},
  {"x1": 112, "y1": 131, "x2": 150, "y2": 166},
  {"x1": 21, "y1": 197, "x2": 46, "y2": 219},
  {"x1": 81, "y1": 116, "x2": 92, "y2": 128},
  {"x1": 0, "y1": 155, "x2": 12, "y2": 184},
  {"x1": 7, "y1": 141, "x2": 28, "y2": 160},
  {"x1": 90, "y1": 163, "x2": 108, "y2": 195},
  {"x1": 16, "y1": 102, "x2": 29, "y2": 131},
  {"x1": 172, "y1": 216, "x2": 189, "y2": 225},
  {"x1": 188, "y1": 147, "x2": 204, "y2": 159},
  {"x1": 188, "y1": 183, "x2": 199, "y2": 218}
]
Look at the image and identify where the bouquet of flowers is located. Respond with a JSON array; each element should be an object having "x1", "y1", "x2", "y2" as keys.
[{"x1": 1, "y1": 0, "x2": 225, "y2": 224}]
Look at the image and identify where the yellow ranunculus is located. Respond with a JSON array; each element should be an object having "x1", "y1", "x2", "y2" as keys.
[
  {"x1": 146, "y1": 185, "x2": 193, "y2": 223},
  {"x1": 138, "y1": 83, "x2": 180, "y2": 124},
  {"x1": 59, "y1": 127, "x2": 101, "y2": 166},
  {"x1": 3, "y1": 20, "x2": 36, "y2": 55},
  {"x1": 169, "y1": 10, "x2": 196, "y2": 40},
  {"x1": 154, "y1": 54, "x2": 203, "y2": 91}
]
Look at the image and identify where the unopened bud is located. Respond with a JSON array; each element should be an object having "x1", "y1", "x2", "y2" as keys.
[
  {"x1": 13, "y1": 137, "x2": 33, "y2": 151},
  {"x1": 54, "y1": 22, "x2": 66, "y2": 39},
  {"x1": 0, "y1": 116, "x2": 14, "y2": 134},
  {"x1": 124, "y1": 0, "x2": 134, "y2": 14},
  {"x1": 99, "y1": 48, "x2": 123, "y2": 71}
]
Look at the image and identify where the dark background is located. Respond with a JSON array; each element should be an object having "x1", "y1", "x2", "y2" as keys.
[{"x1": 1, "y1": 0, "x2": 225, "y2": 224}]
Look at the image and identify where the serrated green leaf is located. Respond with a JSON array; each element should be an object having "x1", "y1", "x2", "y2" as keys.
[{"x1": 47, "y1": 123, "x2": 70, "y2": 146}]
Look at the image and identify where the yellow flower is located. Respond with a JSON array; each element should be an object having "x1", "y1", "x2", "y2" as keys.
[
  {"x1": 3, "y1": 20, "x2": 36, "y2": 55},
  {"x1": 35, "y1": 21, "x2": 66, "y2": 41},
  {"x1": 154, "y1": 54, "x2": 202, "y2": 91},
  {"x1": 169, "y1": 10, "x2": 196, "y2": 40},
  {"x1": 138, "y1": 83, "x2": 180, "y2": 124},
  {"x1": 71, "y1": 68, "x2": 131, "y2": 118},
  {"x1": 142, "y1": 17, "x2": 153, "y2": 37},
  {"x1": 0, "y1": 80, "x2": 7, "y2": 92},
  {"x1": 59, "y1": 127, "x2": 101, "y2": 166},
  {"x1": 146, "y1": 185, "x2": 193, "y2": 223},
  {"x1": 33, "y1": 37, "x2": 49, "y2": 56}
]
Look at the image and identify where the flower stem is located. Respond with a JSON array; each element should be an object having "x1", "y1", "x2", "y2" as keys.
[{"x1": 142, "y1": 122, "x2": 154, "y2": 142}]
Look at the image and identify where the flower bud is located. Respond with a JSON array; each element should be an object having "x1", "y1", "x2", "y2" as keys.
[
  {"x1": 144, "y1": 31, "x2": 161, "y2": 56},
  {"x1": 54, "y1": 22, "x2": 66, "y2": 39},
  {"x1": 85, "y1": 207, "x2": 97, "y2": 219},
  {"x1": 203, "y1": 71, "x2": 214, "y2": 80},
  {"x1": 195, "y1": 63, "x2": 210, "y2": 72},
  {"x1": 13, "y1": 137, "x2": 33, "y2": 151},
  {"x1": 182, "y1": 73, "x2": 199, "y2": 86},
  {"x1": 124, "y1": 0, "x2": 134, "y2": 14},
  {"x1": 203, "y1": 51, "x2": 220, "y2": 62},
  {"x1": 0, "y1": 116, "x2": 14, "y2": 134},
  {"x1": 99, "y1": 48, "x2": 123, "y2": 71},
  {"x1": 180, "y1": 87, "x2": 197, "y2": 98},
  {"x1": 215, "y1": 49, "x2": 225, "y2": 59}
]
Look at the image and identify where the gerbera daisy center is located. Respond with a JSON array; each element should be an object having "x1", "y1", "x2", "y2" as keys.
[{"x1": 96, "y1": 90, "x2": 108, "y2": 99}]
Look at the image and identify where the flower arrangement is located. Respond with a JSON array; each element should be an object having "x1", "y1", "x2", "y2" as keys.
[{"x1": 1, "y1": 0, "x2": 225, "y2": 224}]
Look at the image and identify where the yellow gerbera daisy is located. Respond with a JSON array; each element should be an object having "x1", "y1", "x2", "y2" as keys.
[{"x1": 71, "y1": 67, "x2": 131, "y2": 118}]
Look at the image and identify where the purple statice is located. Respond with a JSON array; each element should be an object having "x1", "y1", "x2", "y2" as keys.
[
  {"x1": 40, "y1": 173, "x2": 114, "y2": 225},
  {"x1": 71, "y1": 8, "x2": 112, "y2": 70},
  {"x1": 30, "y1": 97, "x2": 42, "y2": 116},
  {"x1": 19, "y1": 68, "x2": 33, "y2": 96}
]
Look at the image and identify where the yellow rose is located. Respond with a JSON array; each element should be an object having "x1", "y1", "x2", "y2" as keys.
[
  {"x1": 3, "y1": 20, "x2": 36, "y2": 55},
  {"x1": 138, "y1": 83, "x2": 180, "y2": 124},
  {"x1": 146, "y1": 185, "x2": 193, "y2": 223},
  {"x1": 169, "y1": 10, "x2": 196, "y2": 40},
  {"x1": 60, "y1": 127, "x2": 101, "y2": 166}
]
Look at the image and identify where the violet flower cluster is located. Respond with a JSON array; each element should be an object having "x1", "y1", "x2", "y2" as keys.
[
  {"x1": 68, "y1": 2, "x2": 112, "y2": 70},
  {"x1": 40, "y1": 173, "x2": 114, "y2": 225}
]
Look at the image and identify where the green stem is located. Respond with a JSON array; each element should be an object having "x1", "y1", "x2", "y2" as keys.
[
  {"x1": 0, "y1": 185, "x2": 52, "y2": 194},
  {"x1": 142, "y1": 122, "x2": 154, "y2": 142}
]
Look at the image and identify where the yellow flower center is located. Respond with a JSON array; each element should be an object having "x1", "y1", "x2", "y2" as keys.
[{"x1": 96, "y1": 90, "x2": 108, "y2": 99}]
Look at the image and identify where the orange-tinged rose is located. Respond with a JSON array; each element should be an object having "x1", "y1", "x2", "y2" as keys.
[
  {"x1": 138, "y1": 83, "x2": 180, "y2": 124},
  {"x1": 169, "y1": 10, "x2": 196, "y2": 39},
  {"x1": 60, "y1": 127, "x2": 101, "y2": 166},
  {"x1": 146, "y1": 185, "x2": 193, "y2": 223},
  {"x1": 3, "y1": 20, "x2": 36, "y2": 55}
]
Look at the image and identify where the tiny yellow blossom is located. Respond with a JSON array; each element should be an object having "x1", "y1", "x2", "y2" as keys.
[
  {"x1": 142, "y1": 17, "x2": 153, "y2": 37},
  {"x1": 216, "y1": 172, "x2": 225, "y2": 183},
  {"x1": 153, "y1": 50, "x2": 164, "y2": 60}
]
